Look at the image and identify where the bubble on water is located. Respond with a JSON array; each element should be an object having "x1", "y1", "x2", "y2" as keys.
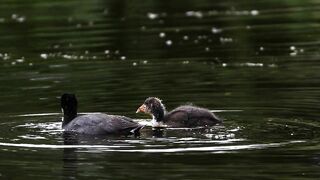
[
  {"x1": 85, "y1": 50, "x2": 89, "y2": 55},
  {"x1": 3, "y1": 53, "x2": 10, "y2": 60},
  {"x1": 290, "y1": 51, "x2": 297, "y2": 56},
  {"x1": 246, "y1": 25, "x2": 251, "y2": 29},
  {"x1": 159, "y1": 32, "x2": 166, "y2": 38},
  {"x1": 29, "y1": 63, "x2": 33, "y2": 66},
  {"x1": 16, "y1": 16, "x2": 26, "y2": 23},
  {"x1": 11, "y1": 14, "x2": 18, "y2": 19},
  {"x1": 11, "y1": 62, "x2": 16, "y2": 65},
  {"x1": 16, "y1": 58, "x2": 24, "y2": 63},
  {"x1": 222, "y1": 63, "x2": 227, "y2": 67},
  {"x1": 132, "y1": 62, "x2": 137, "y2": 66},
  {"x1": 246, "y1": 63, "x2": 263, "y2": 67},
  {"x1": 259, "y1": 47, "x2": 264, "y2": 51},
  {"x1": 142, "y1": 60, "x2": 148, "y2": 64},
  {"x1": 251, "y1": 10, "x2": 259, "y2": 16},
  {"x1": 67, "y1": 17, "x2": 73, "y2": 22},
  {"x1": 165, "y1": 40, "x2": 172, "y2": 46},
  {"x1": 268, "y1": 64, "x2": 277, "y2": 68},
  {"x1": 182, "y1": 60, "x2": 189, "y2": 64},
  {"x1": 103, "y1": 9, "x2": 109, "y2": 15},
  {"x1": 205, "y1": 47, "x2": 210, "y2": 52},
  {"x1": 185, "y1": 11, "x2": 203, "y2": 18},
  {"x1": 140, "y1": 26, "x2": 146, "y2": 31},
  {"x1": 120, "y1": 56, "x2": 126, "y2": 60},
  {"x1": 88, "y1": 21, "x2": 94, "y2": 27},
  {"x1": 62, "y1": 54, "x2": 72, "y2": 59},
  {"x1": 11, "y1": 14, "x2": 26, "y2": 23},
  {"x1": 290, "y1": 46, "x2": 298, "y2": 56},
  {"x1": 194, "y1": 39, "x2": 199, "y2": 44},
  {"x1": 115, "y1": 50, "x2": 120, "y2": 55},
  {"x1": 147, "y1": 12, "x2": 158, "y2": 20},
  {"x1": 53, "y1": 45, "x2": 60, "y2": 49},
  {"x1": 104, "y1": 50, "x2": 110, "y2": 54},
  {"x1": 220, "y1": 37, "x2": 233, "y2": 43},
  {"x1": 211, "y1": 27, "x2": 222, "y2": 34},
  {"x1": 0, "y1": 18, "x2": 5, "y2": 23},
  {"x1": 40, "y1": 54, "x2": 48, "y2": 59},
  {"x1": 183, "y1": 35, "x2": 189, "y2": 40}
]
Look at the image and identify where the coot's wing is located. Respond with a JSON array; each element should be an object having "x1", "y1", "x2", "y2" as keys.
[
  {"x1": 99, "y1": 114, "x2": 143, "y2": 135},
  {"x1": 65, "y1": 113, "x2": 143, "y2": 135},
  {"x1": 64, "y1": 114, "x2": 108, "y2": 135},
  {"x1": 164, "y1": 109, "x2": 189, "y2": 127},
  {"x1": 166, "y1": 106, "x2": 222, "y2": 127}
]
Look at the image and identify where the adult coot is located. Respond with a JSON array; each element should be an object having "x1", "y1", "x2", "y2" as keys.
[
  {"x1": 61, "y1": 93, "x2": 143, "y2": 136},
  {"x1": 136, "y1": 97, "x2": 222, "y2": 128}
]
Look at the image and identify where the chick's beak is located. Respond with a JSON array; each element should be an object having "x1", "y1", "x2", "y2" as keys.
[{"x1": 136, "y1": 104, "x2": 147, "y2": 113}]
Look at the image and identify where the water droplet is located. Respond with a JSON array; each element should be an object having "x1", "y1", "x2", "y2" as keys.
[
  {"x1": 159, "y1": 32, "x2": 166, "y2": 38},
  {"x1": 290, "y1": 46, "x2": 296, "y2": 51},
  {"x1": 165, "y1": 40, "x2": 172, "y2": 46},
  {"x1": 259, "y1": 47, "x2": 264, "y2": 51},
  {"x1": 211, "y1": 27, "x2": 222, "y2": 34},
  {"x1": 40, "y1": 54, "x2": 48, "y2": 59},
  {"x1": 251, "y1": 10, "x2": 259, "y2": 16},
  {"x1": 147, "y1": 13, "x2": 158, "y2": 20}
]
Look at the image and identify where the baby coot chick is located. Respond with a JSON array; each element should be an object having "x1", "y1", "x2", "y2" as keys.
[
  {"x1": 136, "y1": 97, "x2": 222, "y2": 128},
  {"x1": 61, "y1": 93, "x2": 143, "y2": 136}
]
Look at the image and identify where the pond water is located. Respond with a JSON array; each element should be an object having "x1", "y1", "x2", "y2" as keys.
[{"x1": 0, "y1": 0, "x2": 320, "y2": 179}]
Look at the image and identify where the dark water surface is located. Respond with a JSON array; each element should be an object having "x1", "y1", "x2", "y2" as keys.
[{"x1": 1, "y1": 0, "x2": 320, "y2": 179}]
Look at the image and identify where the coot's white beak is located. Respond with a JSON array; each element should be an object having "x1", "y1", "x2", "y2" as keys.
[{"x1": 136, "y1": 104, "x2": 147, "y2": 113}]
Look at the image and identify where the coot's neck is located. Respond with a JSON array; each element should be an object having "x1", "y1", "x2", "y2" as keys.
[
  {"x1": 62, "y1": 108, "x2": 77, "y2": 127},
  {"x1": 152, "y1": 102, "x2": 166, "y2": 123}
]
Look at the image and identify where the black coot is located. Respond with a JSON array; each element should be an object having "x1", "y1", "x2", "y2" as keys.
[
  {"x1": 61, "y1": 93, "x2": 143, "y2": 136},
  {"x1": 136, "y1": 97, "x2": 222, "y2": 128}
]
